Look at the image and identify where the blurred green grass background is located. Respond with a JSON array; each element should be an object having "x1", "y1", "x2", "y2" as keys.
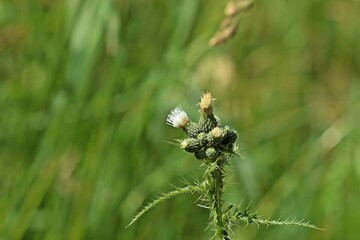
[{"x1": 1, "y1": 0, "x2": 360, "y2": 239}]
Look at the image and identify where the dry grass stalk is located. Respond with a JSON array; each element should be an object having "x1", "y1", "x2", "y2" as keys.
[{"x1": 209, "y1": 0, "x2": 254, "y2": 47}]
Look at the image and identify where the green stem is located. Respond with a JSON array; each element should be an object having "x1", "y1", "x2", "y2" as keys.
[{"x1": 206, "y1": 156, "x2": 229, "y2": 240}]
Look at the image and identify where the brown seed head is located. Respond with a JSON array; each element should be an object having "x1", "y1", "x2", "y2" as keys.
[
  {"x1": 225, "y1": 1, "x2": 237, "y2": 16},
  {"x1": 225, "y1": 0, "x2": 254, "y2": 17},
  {"x1": 209, "y1": 23, "x2": 238, "y2": 46}
]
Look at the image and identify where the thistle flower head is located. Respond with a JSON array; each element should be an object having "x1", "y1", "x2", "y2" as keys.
[
  {"x1": 166, "y1": 106, "x2": 190, "y2": 128},
  {"x1": 211, "y1": 127, "x2": 222, "y2": 139},
  {"x1": 200, "y1": 92, "x2": 215, "y2": 116}
]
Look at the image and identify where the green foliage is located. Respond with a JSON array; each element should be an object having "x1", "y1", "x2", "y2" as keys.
[{"x1": 1, "y1": 0, "x2": 360, "y2": 239}]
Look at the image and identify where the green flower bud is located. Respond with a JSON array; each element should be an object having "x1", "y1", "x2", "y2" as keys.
[
  {"x1": 199, "y1": 115, "x2": 218, "y2": 133},
  {"x1": 221, "y1": 126, "x2": 237, "y2": 146},
  {"x1": 194, "y1": 150, "x2": 206, "y2": 160},
  {"x1": 219, "y1": 126, "x2": 237, "y2": 153},
  {"x1": 206, "y1": 127, "x2": 223, "y2": 145},
  {"x1": 180, "y1": 138, "x2": 202, "y2": 153},
  {"x1": 198, "y1": 93, "x2": 219, "y2": 132},
  {"x1": 197, "y1": 132, "x2": 208, "y2": 146},
  {"x1": 184, "y1": 122, "x2": 201, "y2": 138},
  {"x1": 205, "y1": 147, "x2": 219, "y2": 161}
]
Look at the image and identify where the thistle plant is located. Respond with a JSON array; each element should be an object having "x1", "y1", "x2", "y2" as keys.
[{"x1": 127, "y1": 92, "x2": 321, "y2": 239}]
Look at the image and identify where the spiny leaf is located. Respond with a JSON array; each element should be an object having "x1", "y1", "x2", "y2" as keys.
[{"x1": 126, "y1": 184, "x2": 204, "y2": 228}]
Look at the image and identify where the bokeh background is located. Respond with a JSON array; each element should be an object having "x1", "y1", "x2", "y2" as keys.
[{"x1": 1, "y1": 0, "x2": 360, "y2": 239}]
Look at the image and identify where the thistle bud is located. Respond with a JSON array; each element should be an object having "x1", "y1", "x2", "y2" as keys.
[
  {"x1": 200, "y1": 92, "x2": 214, "y2": 116},
  {"x1": 166, "y1": 106, "x2": 200, "y2": 137},
  {"x1": 180, "y1": 138, "x2": 202, "y2": 153},
  {"x1": 197, "y1": 132, "x2": 208, "y2": 146},
  {"x1": 184, "y1": 122, "x2": 201, "y2": 138},
  {"x1": 194, "y1": 150, "x2": 206, "y2": 160},
  {"x1": 221, "y1": 126, "x2": 237, "y2": 145},
  {"x1": 198, "y1": 93, "x2": 219, "y2": 132},
  {"x1": 205, "y1": 147, "x2": 220, "y2": 161},
  {"x1": 211, "y1": 127, "x2": 223, "y2": 139},
  {"x1": 220, "y1": 126, "x2": 237, "y2": 152},
  {"x1": 207, "y1": 127, "x2": 223, "y2": 145}
]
